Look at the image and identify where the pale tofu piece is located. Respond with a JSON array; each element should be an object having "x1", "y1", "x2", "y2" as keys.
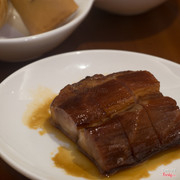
[{"x1": 10, "y1": 0, "x2": 78, "y2": 35}]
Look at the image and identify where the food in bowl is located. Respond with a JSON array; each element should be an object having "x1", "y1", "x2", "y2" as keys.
[
  {"x1": 10, "y1": 0, "x2": 78, "y2": 35},
  {"x1": 0, "y1": 0, "x2": 94, "y2": 62},
  {"x1": 0, "y1": 0, "x2": 78, "y2": 35},
  {"x1": 50, "y1": 70, "x2": 180, "y2": 175}
]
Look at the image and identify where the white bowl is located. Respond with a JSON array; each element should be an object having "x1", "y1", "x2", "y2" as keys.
[
  {"x1": 95, "y1": 0, "x2": 167, "y2": 15},
  {"x1": 0, "y1": 0, "x2": 94, "y2": 62}
]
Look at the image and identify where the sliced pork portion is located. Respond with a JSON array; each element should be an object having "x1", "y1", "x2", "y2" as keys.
[
  {"x1": 50, "y1": 70, "x2": 180, "y2": 175},
  {"x1": 78, "y1": 116, "x2": 135, "y2": 174},
  {"x1": 78, "y1": 104, "x2": 161, "y2": 174},
  {"x1": 140, "y1": 95, "x2": 180, "y2": 147},
  {"x1": 119, "y1": 104, "x2": 161, "y2": 161}
]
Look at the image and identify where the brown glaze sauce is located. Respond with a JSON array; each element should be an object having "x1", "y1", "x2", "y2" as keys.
[{"x1": 23, "y1": 87, "x2": 180, "y2": 180}]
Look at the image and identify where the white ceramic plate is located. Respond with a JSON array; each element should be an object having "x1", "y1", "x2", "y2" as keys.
[{"x1": 0, "y1": 50, "x2": 180, "y2": 180}]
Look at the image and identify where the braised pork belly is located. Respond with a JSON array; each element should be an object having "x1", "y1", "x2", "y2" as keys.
[{"x1": 50, "y1": 70, "x2": 180, "y2": 175}]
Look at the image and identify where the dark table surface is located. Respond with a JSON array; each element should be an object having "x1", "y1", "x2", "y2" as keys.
[{"x1": 1, "y1": 0, "x2": 180, "y2": 179}]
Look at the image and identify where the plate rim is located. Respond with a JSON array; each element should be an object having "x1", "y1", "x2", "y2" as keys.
[{"x1": 1, "y1": 49, "x2": 180, "y2": 87}]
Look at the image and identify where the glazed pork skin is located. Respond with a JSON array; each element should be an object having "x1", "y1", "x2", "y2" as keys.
[
  {"x1": 50, "y1": 71, "x2": 159, "y2": 141},
  {"x1": 50, "y1": 70, "x2": 180, "y2": 175}
]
